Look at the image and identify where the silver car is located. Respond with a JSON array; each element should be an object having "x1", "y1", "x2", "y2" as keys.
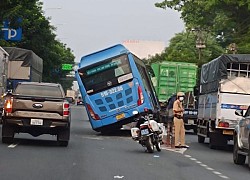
[{"x1": 234, "y1": 108, "x2": 250, "y2": 169}]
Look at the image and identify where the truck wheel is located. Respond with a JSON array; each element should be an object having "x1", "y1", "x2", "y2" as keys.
[
  {"x1": 193, "y1": 128, "x2": 198, "y2": 134},
  {"x1": 2, "y1": 124, "x2": 14, "y2": 144},
  {"x1": 198, "y1": 135, "x2": 205, "y2": 143},
  {"x1": 57, "y1": 127, "x2": 70, "y2": 147},
  {"x1": 145, "y1": 136, "x2": 154, "y2": 153},
  {"x1": 233, "y1": 135, "x2": 246, "y2": 165},
  {"x1": 209, "y1": 137, "x2": 216, "y2": 149}
]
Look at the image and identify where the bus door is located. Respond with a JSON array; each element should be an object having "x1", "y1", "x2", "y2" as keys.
[{"x1": 133, "y1": 55, "x2": 160, "y2": 111}]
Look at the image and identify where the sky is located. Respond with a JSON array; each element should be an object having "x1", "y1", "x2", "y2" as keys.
[{"x1": 41, "y1": 0, "x2": 185, "y2": 63}]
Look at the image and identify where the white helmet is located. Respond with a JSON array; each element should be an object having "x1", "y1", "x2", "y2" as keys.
[{"x1": 177, "y1": 92, "x2": 185, "y2": 97}]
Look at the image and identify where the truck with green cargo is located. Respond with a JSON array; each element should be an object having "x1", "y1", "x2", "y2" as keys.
[{"x1": 151, "y1": 62, "x2": 198, "y2": 133}]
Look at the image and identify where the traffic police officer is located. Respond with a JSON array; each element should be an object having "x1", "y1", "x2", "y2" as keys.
[{"x1": 173, "y1": 92, "x2": 189, "y2": 148}]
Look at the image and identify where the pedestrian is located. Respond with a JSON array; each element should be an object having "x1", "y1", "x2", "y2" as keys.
[{"x1": 173, "y1": 92, "x2": 189, "y2": 148}]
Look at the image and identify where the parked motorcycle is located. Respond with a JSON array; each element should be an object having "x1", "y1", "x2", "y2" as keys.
[{"x1": 130, "y1": 109, "x2": 163, "y2": 153}]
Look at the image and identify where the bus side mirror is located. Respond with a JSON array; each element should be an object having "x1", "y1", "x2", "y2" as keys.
[{"x1": 235, "y1": 109, "x2": 243, "y2": 116}]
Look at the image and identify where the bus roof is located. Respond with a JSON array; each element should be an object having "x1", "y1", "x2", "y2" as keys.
[{"x1": 79, "y1": 44, "x2": 129, "y2": 68}]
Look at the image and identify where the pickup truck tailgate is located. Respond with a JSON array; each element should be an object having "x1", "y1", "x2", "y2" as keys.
[{"x1": 8, "y1": 97, "x2": 66, "y2": 120}]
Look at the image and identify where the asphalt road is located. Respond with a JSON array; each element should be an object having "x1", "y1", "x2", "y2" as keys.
[{"x1": 0, "y1": 105, "x2": 249, "y2": 180}]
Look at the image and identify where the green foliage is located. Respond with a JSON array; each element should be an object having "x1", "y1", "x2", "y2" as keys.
[
  {"x1": 148, "y1": 32, "x2": 224, "y2": 67},
  {"x1": 155, "y1": 0, "x2": 250, "y2": 51},
  {"x1": 0, "y1": 0, "x2": 75, "y2": 91}
]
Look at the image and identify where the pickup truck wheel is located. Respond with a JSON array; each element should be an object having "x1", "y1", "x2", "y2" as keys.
[
  {"x1": 233, "y1": 135, "x2": 246, "y2": 165},
  {"x1": 58, "y1": 141, "x2": 69, "y2": 147},
  {"x1": 57, "y1": 128, "x2": 70, "y2": 147},
  {"x1": 2, "y1": 124, "x2": 14, "y2": 144},
  {"x1": 198, "y1": 135, "x2": 205, "y2": 143},
  {"x1": 248, "y1": 136, "x2": 250, "y2": 169},
  {"x1": 2, "y1": 137, "x2": 14, "y2": 144}
]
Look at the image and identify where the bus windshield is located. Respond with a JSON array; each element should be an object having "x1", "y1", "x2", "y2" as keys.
[{"x1": 78, "y1": 54, "x2": 132, "y2": 94}]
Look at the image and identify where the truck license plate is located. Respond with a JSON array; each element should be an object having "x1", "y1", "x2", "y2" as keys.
[
  {"x1": 116, "y1": 113, "x2": 125, "y2": 121},
  {"x1": 223, "y1": 130, "x2": 233, "y2": 135},
  {"x1": 188, "y1": 120, "x2": 194, "y2": 124},
  {"x1": 30, "y1": 119, "x2": 43, "y2": 126}
]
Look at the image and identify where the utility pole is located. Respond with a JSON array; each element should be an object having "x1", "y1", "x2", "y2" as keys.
[
  {"x1": 228, "y1": 43, "x2": 237, "y2": 54},
  {"x1": 191, "y1": 28, "x2": 206, "y2": 67}
]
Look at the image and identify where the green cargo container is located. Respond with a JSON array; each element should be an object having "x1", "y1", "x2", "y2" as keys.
[{"x1": 151, "y1": 62, "x2": 197, "y2": 102}]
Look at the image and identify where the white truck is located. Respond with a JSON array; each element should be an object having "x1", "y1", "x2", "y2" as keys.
[
  {"x1": 66, "y1": 89, "x2": 76, "y2": 103},
  {"x1": 0, "y1": 47, "x2": 9, "y2": 117},
  {"x1": 3, "y1": 47, "x2": 43, "y2": 90},
  {"x1": 197, "y1": 54, "x2": 250, "y2": 149}
]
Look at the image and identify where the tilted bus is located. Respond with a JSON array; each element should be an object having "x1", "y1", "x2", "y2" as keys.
[{"x1": 76, "y1": 44, "x2": 160, "y2": 132}]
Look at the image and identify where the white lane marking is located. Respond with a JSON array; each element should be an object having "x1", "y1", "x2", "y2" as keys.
[
  {"x1": 161, "y1": 146, "x2": 187, "y2": 154},
  {"x1": 219, "y1": 175, "x2": 229, "y2": 179},
  {"x1": 163, "y1": 147, "x2": 230, "y2": 179},
  {"x1": 206, "y1": 167, "x2": 214, "y2": 171},
  {"x1": 200, "y1": 164, "x2": 207, "y2": 167},
  {"x1": 8, "y1": 143, "x2": 18, "y2": 148},
  {"x1": 114, "y1": 175, "x2": 124, "y2": 179},
  {"x1": 184, "y1": 154, "x2": 229, "y2": 179},
  {"x1": 81, "y1": 136, "x2": 103, "y2": 140}
]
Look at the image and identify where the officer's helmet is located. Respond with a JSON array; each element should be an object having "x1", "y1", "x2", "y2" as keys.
[{"x1": 177, "y1": 92, "x2": 185, "y2": 97}]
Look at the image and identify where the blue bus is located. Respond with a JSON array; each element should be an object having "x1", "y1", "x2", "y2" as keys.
[{"x1": 76, "y1": 44, "x2": 160, "y2": 132}]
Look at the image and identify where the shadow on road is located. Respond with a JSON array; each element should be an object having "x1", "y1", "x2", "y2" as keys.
[
  {"x1": 198, "y1": 141, "x2": 234, "y2": 152},
  {"x1": 10, "y1": 138, "x2": 63, "y2": 147},
  {"x1": 97, "y1": 129, "x2": 131, "y2": 137}
]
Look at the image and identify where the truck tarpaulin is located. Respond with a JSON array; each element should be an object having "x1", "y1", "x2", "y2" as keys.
[
  {"x1": 200, "y1": 54, "x2": 250, "y2": 94},
  {"x1": 3, "y1": 47, "x2": 43, "y2": 83}
]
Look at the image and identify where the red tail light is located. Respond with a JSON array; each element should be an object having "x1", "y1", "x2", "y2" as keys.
[
  {"x1": 218, "y1": 121, "x2": 229, "y2": 128},
  {"x1": 63, "y1": 102, "x2": 70, "y2": 116},
  {"x1": 137, "y1": 86, "x2": 144, "y2": 106},
  {"x1": 4, "y1": 99, "x2": 13, "y2": 113},
  {"x1": 86, "y1": 103, "x2": 100, "y2": 120}
]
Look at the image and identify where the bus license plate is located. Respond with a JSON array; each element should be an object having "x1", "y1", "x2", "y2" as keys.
[
  {"x1": 223, "y1": 130, "x2": 233, "y2": 135},
  {"x1": 116, "y1": 113, "x2": 125, "y2": 120},
  {"x1": 30, "y1": 119, "x2": 43, "y2": 126},
  {"x1": 141, "y1": 129, "x2": 149, "y2": 135}
]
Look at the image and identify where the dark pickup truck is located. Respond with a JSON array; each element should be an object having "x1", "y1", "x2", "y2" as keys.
[{"x1": 2, "y1": 82, "x2": 70, "y2": 146}]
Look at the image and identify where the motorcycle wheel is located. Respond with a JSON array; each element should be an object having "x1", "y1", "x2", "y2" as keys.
[
  {"x1": 145, "y1": 136, "x2": 154, "y2": 153},
  {"x1": 155, "y1": 140, "x2": 161, "y2": 152}
]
